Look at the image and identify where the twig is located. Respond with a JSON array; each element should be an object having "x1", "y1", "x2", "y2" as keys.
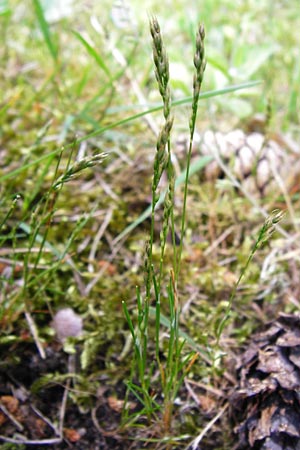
[
  {"x1": 0, "y1": 247, "x2": 51, "y2": 255},
  {"x1": 0, "y1": 257, "x2": 47, "y2": 270},
  {"x1": 0, "y1": 435, "x2": 62, "y2": 445},
  {"x1": 91, "y1": 405, "x2": 122, "y2": 438},
  {"x1": 30, "y1": 404, "x2": 60, "y2": 434},
  {"x1": 88, "y1": 206, "x2": 114, "y2": 272},
  {"x1": 185, "y1": 379, "x2": 225, "y2": 398},
  {"x1": 24, "y1": 310, "x2": 46, "y2": 359},
  {"x1": 204, "y1": 225, "x2": 234, "y2": 256},
  {"x1": 184, "y1": 379, "x2": 201, "y2": 406},
  {"x1": 0, "y1": 401, "x2": 23, "y2": 431},
  {"x1": 58, "y1": 379, "x2": 70, "y2": 438},
  {"x1": 185, "y1": 403, "x2": 228, "y2": 450}
]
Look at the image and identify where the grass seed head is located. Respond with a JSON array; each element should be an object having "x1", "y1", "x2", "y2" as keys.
[
  {"x1": 193, "y1": 23, "x2": 206, "y2": 99},
  {"x1": 150, "y1": 16, "x2": 171, "y2": 118}
]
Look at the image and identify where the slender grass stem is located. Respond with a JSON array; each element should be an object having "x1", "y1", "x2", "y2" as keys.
[
  {"x1": 176, "y1": 24, "x2": 206, "y2": 281},
  {"x1": 216, "y1": 209, "x2": 285, "y2": 341},
  {"x1": 123, "y1": 18, "x2": 208, "y2": 433}
]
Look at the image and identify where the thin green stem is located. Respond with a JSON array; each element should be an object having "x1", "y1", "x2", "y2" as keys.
[
  {"x1": 176, "y1": 24, "x2": 206, "y2": 281},
  {"x1": 216, "y1": 209, "x2": 285, "y2": 341}
]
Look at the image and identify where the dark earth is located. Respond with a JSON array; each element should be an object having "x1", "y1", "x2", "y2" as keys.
[{"x1": 0, "y1": 341, "x2": 231, "y2": 449}]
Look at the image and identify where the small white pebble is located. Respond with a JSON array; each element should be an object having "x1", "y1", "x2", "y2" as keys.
[{"x1": 52, "y1": 308, "x2": 83, "y2": 342}]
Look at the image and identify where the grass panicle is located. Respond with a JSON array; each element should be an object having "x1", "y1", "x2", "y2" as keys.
[
  {"x1": 152, "y1": 117, "x2": 174, "y2": 194},
  {"x1": 150, "y1": 17, "x2": 171, "y2": 120},
  {"x1": 176, "y1": 23, "x2": 206, "y2": 281},
  {"x1": 191, "y1": 24, "x2": 206, "y2": 134},
  {"x1": 53, "y1": 152, "x2": 107, "y2": 189},
  {"x1": 216, "y1": 209, "x2": 285, "y2": 341},
  {"x1": 149, "y1": 17, "x2": 174, "y2": 291}
]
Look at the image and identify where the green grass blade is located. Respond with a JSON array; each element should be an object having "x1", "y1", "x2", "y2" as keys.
[
  {"x1": 149, "y1": 306, "x2": 209, "y2": 362},
  {"x1": 0, "y1": 81, "x2": 261, "y2": 183},
  {"x1": 72, "y1": 30, "x2": 111, "y2": 80},
  {"x1": 122, "y1": 301, "x2": 137, "y2": 341},
  {"x1": 32, "y1": 0, "x2": 58, "y2": 62},
  {"x1": 19, "y1": 222, "x2": 62, "y2": 259},
  {"x1": 76, "y1": 80, "x2": 262, "y2": 143}
]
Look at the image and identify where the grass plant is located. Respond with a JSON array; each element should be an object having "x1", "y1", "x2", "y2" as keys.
[
  {"x1": 121, "y1": 18, "x2": 285, "y2": 440},
  {"x1": 122, "y1": 17, "x2": 207, "y2": 435}
]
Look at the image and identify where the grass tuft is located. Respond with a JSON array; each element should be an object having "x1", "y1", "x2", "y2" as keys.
[{"x1": 122, "y1": 16, "x2": 207, "y2": 436}]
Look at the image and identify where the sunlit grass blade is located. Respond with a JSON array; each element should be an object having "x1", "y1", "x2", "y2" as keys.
[
  {"x1": 78, "y1": 80, "x2": 262, "y2": 143},
  {"x1": 72, "y1": 30, "x2": 111, "y2": 80},
  {"x1": 0, "y1": 81, "x2": 260, "y2": 183},
  {"x1": 32, "y1": 0, "x2": 58, "y2": 62}
]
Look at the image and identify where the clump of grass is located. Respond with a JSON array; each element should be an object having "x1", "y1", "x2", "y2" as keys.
[
  {"x1": 121, "y1": 17, "x2": 285, "y2": 441},
  {"x1": 0, "y1": 150, "x2": 106, "y2": 352},
  {"x1": 122, "y1": 17, "x2": 206, "y2": 435}
]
